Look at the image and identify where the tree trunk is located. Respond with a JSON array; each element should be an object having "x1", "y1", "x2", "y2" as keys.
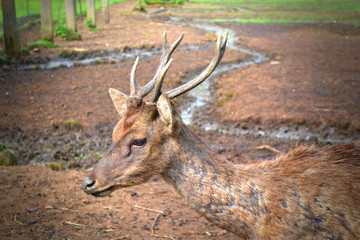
[
  {"x1": 1, "y1": 0, "x2": 20, "y2": 56},
  {"x1": 102, "y1": 0, "x2": 109, "y2": 23},
  {"x1": 65, "y1": 0, "x2": 77, "y2": 31},
  {"x1": 86, "y1": 0, "x2": 96, "y2": 27},
  {"x1": 40, "y1": 0, "x2": 53, "y2": 41}
]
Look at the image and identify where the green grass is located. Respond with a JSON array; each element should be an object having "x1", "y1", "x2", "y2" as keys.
[
  {"x1": 215, "y1": 18, "x2": 360, "y2": 26},
  {"x1": 54, "y1": 20, "x2": 82, "y2": 40},
  {"x1": 21, "y1": 40, "x2": 58, "y2": 54},
  {"x1": 24, "y1": 39, "x2": 58, "y2": 49},
  {"x1": 190, "y1": 0, "x2": 360, "y2": 25},
  {"x1": 190, "y1": 0, "x2": 360, "y2": 12},
  {"x1": 0, "y1": 0, "x2": 129, "y2": 29},
  {"x1": 2, "y1": 0, "x2": 359, "y2": 29}
]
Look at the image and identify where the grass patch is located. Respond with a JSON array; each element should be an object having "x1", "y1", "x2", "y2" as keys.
[
  {"x1": 184, "y1": 3, "x2": 224, "y2": 10},
  {"x1": 0, "y1": 54, "x2": 9, "y2": 63},
  {"x1": 189, "y1": 0, "x2": 360, "y2": 25},
  {"x1": 190, "y1": 0, "x2": 360, "y2": 12},
  {"x1": 84, "y1": 18, "x2": 98, "y2": 31},
  {"x1": 21, "y1": 40, "x2": 58, "y2": 53},
  {"x1": 46, "y1": 162, "x2": 63, "y2": 171},
  {"x1": 63, "y1": 118, "x2": 81, "y2": 131},
  {"x1": 96, "y1": 153, "x2": 105, "y2": 161},
  {"x1": 55, "y1": 21, "x2": 82, "y2": 41},
  {"x1": 0, "y1": 145, "x2": 17, "y2": 166},
  {"x1": 0, "y1": 145, "x2": 7, "y2": 152},
  {"x1": 140, "y1": 0, "x2": 188, "y2": 5},
  {"x1": 217, "y1": 92, "x2": 235, "y2": 107},
  {"x1": 331, "y1": 119, "x2": 349, "y2": 130}
]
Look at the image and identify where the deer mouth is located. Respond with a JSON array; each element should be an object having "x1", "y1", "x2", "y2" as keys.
[{"x1": 91, "y1": 186, "x2": 116, "y2": 197}]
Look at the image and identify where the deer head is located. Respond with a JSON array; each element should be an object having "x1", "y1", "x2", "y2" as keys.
[{"x1": 82, "y1": 31, "x2": 228, "y2": 197}]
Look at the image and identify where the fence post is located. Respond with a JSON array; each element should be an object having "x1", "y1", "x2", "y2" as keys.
[
  {"x1": 86, "y1": 0, "x2": 96, "y2": 27},
  {"x1": 40, "y1": 0, "x2": 53, "y2": 41},
  {"x1": 102, "y1": 0, "x2": 109, "y2": 23},
  {"x1": 65, "y1": 0, "x2": 77, "y2": 31},
  {"x1": 1, "y1": 0, "x2": 20, "y2": 56}
]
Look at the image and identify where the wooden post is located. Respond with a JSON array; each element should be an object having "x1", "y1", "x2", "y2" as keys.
[
  {"x1": 65, "y1": 0, "x2": 77, "y2": 31},
  {"x1": 40, "y1": 0, "x2": 53, "y2": 41},
  {"x1": 86, "y1": 0, "x2": 96, "y2": 27},
  {"x1": 1, "y1": 0, "x2": 20, "y2": 56},
  {"x1": 102, "y1": 0, "x2": 109, "y2": 24}
]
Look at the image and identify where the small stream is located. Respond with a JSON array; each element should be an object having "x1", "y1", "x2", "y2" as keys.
[
  {"x1": 179, "y1": 23, "x2": 268, "y2": 125},
  {"x1": 18, "y1": 45, "x2": 202, "y2": 71},
  {"x1": 171, "y1": 21, "x2": 358, "y2": 143}
]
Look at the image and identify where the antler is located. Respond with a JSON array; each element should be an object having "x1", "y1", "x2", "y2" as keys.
[
  {"x1": 164, "y1": 30, "x2": 228, "y2": 99},
  {"x1": 129, "y1": 32, "x2": 184, "y2": 98},
  {"x1": 148, "y1": 30, "x2": 228, "y2": 102}
]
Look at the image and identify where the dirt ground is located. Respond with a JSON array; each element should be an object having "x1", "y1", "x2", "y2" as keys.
[{"x1": 1, "y1": 0, "x2": 360, "y2": 239}]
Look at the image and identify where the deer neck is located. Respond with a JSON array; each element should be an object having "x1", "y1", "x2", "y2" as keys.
[{"x1": 161, "y1": 126, "x2": 261, "y2": 238}]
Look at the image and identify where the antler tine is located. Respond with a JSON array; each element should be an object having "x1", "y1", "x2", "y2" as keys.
[
  {"x1": 130, "y1": 32, "x2": 184, "y2": 99},
  {"x1": 165, "y1": 30, "x2": 228, "y2": 99},
  {"x1": 130, "y1": 56, "x2": 139, "y2": 96},
  {"x1": 150, "y1": 58, "x2": 174, "y2": 102}
]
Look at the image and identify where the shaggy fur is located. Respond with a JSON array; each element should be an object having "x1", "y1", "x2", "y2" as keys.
[{"x1": 84, "y1": 98, "x2": 360, "y2": 239}]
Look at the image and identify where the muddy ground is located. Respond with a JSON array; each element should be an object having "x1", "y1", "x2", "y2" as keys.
[{"x1": 1, "y1": 0, "x2": 360, "y2": 239}]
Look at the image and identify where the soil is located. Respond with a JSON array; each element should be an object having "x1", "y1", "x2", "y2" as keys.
[{"x1": 1, "y1": 1, "x2": 360, "y2": 239}]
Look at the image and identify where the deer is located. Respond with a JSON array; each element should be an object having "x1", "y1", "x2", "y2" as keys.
[{"x1": 82, "y1": 30, "x2": 360, "y2": 239}]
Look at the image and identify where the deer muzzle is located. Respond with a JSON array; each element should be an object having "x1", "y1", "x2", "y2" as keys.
[
  {"x1": 82, "y1": 176, "x2": 116, "y2": 197},
  {"x1": 82, "y1": 176, "x2": 97, "y2": 193}
]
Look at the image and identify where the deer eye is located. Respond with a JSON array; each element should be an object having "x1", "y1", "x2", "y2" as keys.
[{"x1": 132, "y1": 138, "x2": 146, "y2": 147}]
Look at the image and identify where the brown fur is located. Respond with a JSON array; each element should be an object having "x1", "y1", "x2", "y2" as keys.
[
  {"x1": 160, "y1": 124, "x2": 360, "y2": 239},
  {"x1": 84, "y1": 99, "x2": 360, "y2": 239},
  {"x1": 82, "y1": 32, "x2": 359, "y2": 239}
]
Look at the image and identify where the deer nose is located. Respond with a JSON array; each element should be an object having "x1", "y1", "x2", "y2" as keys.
[{"x1": 82, "y1": 176, "x2": 97, "y2": 193}]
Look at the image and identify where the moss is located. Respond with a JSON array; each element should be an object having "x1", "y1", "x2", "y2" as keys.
[
  {"x1": 331, "y1": 118, "x2": 349, "y2": 130},
  {"x1": 84, "y1": 18, "x2": 98, "y2": 31},
  {"x1": 217, "y1": 98, "x2": 227, "y2": 107},
  {"x1": 224, "y1": 92, "x2": 235, "y2": 99},
  {"x1": 133, "y1": 1, "x2": 147, "y2": 12},
  {"x1": 0, "y1": 146, "x2": 17, "y2": 166},
  {"x1": 63, "y1": 119, "x2": 81, "y2": 130},
  {"x1": 58, "y1": 50, "x2": 71, "y2": 57},
  {"x1": 217, "y1": 92, "x2": 235, "y2": 107},
  {"x1": 46, "y1": 162, "x2": 63, "y2": 171},
  {"x1": 32, "y1": 65, "x2": 44, "y2": 70},
  {"x1": 0, "y1": 54, "x2": 9, "y2": 62}
]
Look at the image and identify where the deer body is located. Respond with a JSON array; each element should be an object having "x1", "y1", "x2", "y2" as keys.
[
  {"x1": 162, "y1": 125, "x2": 360, "y2": 239},
  {"x1": 82, "y1": 31, "x2": 360, "y2": 239}
]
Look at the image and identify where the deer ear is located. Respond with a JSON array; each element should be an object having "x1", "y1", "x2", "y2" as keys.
[
  {"x1": 157, "y1": 94, "x2": 174, "y2": 130},
  {"x1": 109, "y1": 88, "x2": 128, "y2": 117}
]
